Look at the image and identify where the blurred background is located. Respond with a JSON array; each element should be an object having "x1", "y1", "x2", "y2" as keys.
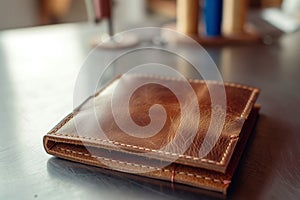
[
  {"x1": 0, "y1": 0, "x2": 287, "y2": 30},
  {"x1": 1, "y1": 1, "x2": 300, "y2": 200}
]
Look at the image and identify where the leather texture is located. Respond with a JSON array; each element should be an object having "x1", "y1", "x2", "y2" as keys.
[{"x1": 43, "y1": 75, "x2": 260, "y2": 194}]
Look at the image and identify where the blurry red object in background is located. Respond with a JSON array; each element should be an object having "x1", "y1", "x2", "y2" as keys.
[{"x1": 93, "y1": 0, "x2": 111, "y2": 22}]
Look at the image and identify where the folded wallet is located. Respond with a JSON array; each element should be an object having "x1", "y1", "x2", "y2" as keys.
[{"x1": 43, "y1": 75, "x2": 260, "y2": 194}]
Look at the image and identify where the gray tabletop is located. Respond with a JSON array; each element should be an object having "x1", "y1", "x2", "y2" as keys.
[{"x1": 1, "y1": 22, "x2": 300, "y2": 200}]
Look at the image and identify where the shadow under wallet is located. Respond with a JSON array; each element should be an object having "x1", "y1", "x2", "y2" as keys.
[{"x1": 47, "y1": 157, "x2": 225, "y2": 200}]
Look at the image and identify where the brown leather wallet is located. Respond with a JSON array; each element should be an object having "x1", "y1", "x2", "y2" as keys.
[{"x1": 43, "y1": 75, "x2": 260, "y2": 194}]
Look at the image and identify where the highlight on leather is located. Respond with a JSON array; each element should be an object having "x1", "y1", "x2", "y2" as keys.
[
  {"x1": 71, "y1": 27, "x2": 229, "y2": 173},
  {"x1": 72, "y1": 72, "x2": 229, "y2": 173}
]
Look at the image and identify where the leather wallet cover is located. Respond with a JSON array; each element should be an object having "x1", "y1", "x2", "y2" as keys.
[{"x1": 43, "y1": 75, "x2": 260, "y2": 194}]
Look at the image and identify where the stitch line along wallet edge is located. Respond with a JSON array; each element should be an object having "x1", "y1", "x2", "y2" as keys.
[{"x1": 43, "y1": 75, "x2": 260, "y2": 194}]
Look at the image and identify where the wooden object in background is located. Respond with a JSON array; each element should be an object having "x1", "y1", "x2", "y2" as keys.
[
  {"x1": 164, "y1": 0, "x2": 261, "y2": 45},
  {"x1": 261, "y1": 0, "x2": 283, "y2": 7},
  {"x1": 222, "y1": 0, "x2": 249, "y2": 36},
  {"x1": 176, "y1": 0, "x2": 199, "y2": 35},
  {"x1": 147, "y1": 0, "x2": 176, "y2": 17},
  {"x1": 164, "y1": 23, "x2": 260, "y2": 45},
  {"x1": 39, "y1": 0, "x2": 71, "y2": 24}
]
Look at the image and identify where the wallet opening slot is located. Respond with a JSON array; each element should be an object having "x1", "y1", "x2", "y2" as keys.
[
  {"x1": 46, "y1": 140, "x2": 232, "y2": 194},
  {"x1": 44, "y1": 134, "x2": 235, "y2": 173},
  {"x1": 48, "y1": 141, "x2": 174, "y2": 169},
  {"x1": 43, "y1": 105, "x2": 260, "y2": 175},
  {"x1": 45, "y1": 139, "x2": 57, "y2": 151},
  {"x1": 44, "y1": 105, "x2": 259, "y2": 195}
]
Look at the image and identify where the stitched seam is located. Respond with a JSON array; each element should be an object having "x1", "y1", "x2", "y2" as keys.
[
  {"x1": 127, "y1": 74, "x2": 258, "y2": 119},
  {"x1": 48, "y1": 75, "x2": 253, "y2": 166},
  {"x1": 128, "y1": 74, "x2": 257, "y2": 91},
  {"x1": 240, "y1": 89, "x2": 259, "y2": 118},
  {"x1": 220, "y1": 136, "x2": 237, "y2": 164},
  {"x1": 56, "y1": 147, "x2": 223, "y2": 184},
  {"x1": 49, "y1": 113, "x2": 74, "y2": 134},
  {"x1": 51, "y1": 132, "x2": 238, "y2": 165},
  {"x1": 48, "y1": 77, "x2": 121, "y2": 135}
]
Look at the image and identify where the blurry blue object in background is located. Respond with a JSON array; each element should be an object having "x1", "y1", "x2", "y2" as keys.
[{"x1": 204, "y1": 0, "x2": 223, "y2": 37}]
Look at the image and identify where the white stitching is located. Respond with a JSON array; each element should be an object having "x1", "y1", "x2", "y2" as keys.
[
  {"x1": 220, "y1": 137, "x2": 236, "y2": 164},
  {"x1": 127, "y1": 74, "x2": 258, "y2": 119},
  {"x1": 128, "y1": 73, "x2": 257, "y2": 91},
  {"x1": 128, "y1": 74, "x2": 259, "y2": 119},
  {"x1": 51, "y1": 133, "x2": 238, "y2": 165},
  {"x1": 56, "y1": 147, "x2": 223, "y2": 184},
  {"x1": 49, "y1": 75, "x2": 255, "y2": 167},
  {"x1": 240, "y1": 89, "x2": 259, "y2": 118}
]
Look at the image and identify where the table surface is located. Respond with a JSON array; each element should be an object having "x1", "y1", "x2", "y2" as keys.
[{"x1": 0, "y1": 22, "x2": 300, "y2": 200}]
